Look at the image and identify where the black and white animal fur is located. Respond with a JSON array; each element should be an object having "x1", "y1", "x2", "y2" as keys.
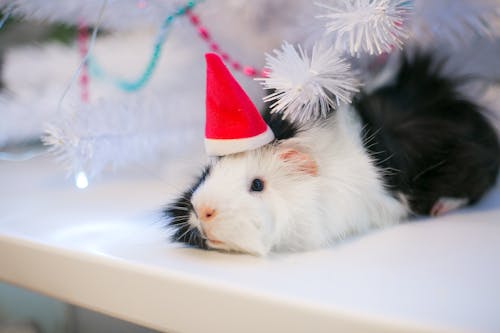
[{"x1": 164, "y1": 53, "x2": 500, "y2": 255}]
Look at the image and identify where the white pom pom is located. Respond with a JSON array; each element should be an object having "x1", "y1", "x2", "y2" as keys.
[
  {"x1": 258, "y1": 42, "x2": 360, "y2": 123},
  {"x1": 316, "y1": 0, "x2": 412, "y2": 56}
]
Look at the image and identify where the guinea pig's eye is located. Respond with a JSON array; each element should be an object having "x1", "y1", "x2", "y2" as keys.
[{"x1": 250, "y1": 178, "x2": 265, "y2": 192}]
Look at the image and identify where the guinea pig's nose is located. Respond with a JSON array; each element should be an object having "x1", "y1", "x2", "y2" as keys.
[{"x1": 197, "y1": 205, "x2": 217, "y2": 222}]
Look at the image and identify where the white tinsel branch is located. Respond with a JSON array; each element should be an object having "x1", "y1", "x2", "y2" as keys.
[
  {"x1": 258, "y1": 42, "x2": 360, "y2": 123},
  {"x1": 316, "y1": 0, "x2": 412, "y2": 56},
  {"x1": 1, "y1": 0, "x2": 179, "y2": 30},
  {"x1": 411, "y1": 0, "x2": 500, "y2": 47},
  {"x1": 42, "y1": 98, "x2": 198, "y2": 178}
]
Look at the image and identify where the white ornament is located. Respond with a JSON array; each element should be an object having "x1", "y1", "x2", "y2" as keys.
[{"x1": 258, "y1": 42, "x2": 360, "y2": 123}]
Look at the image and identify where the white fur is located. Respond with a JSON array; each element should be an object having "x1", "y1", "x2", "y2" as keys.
[{"x1": 188, "y1": 105, "x2": 408, "y2": 255}]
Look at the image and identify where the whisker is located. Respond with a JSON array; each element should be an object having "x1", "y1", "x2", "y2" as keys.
[
  {"x1": 168, "y1": 219, "x2": 191, "y2": 225},
  {"x1": 166, "y1": 205, "x2": 191, "y2": 211},
  {"x1": 176, "y1": 224, "x2": 196, "y2": 241},
  {"x1": 164, "y1": 214, "x2": 190, "y2": 220},
  {"x1": 376, "y1": 153, "x2": 395, "y2": 165}
]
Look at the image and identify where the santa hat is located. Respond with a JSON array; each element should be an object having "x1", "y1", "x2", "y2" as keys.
[{"x1": 204, "y1": 53, "x2": 275, "y2": 156}]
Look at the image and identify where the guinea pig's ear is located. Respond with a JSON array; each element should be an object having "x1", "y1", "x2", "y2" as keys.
[{"x1": 278, "y1": 147, "x2": 318, "y2": 176}]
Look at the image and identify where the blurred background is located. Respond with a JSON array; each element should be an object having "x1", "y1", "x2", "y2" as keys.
[
  {"x1": 1, "y1": 0, "x2": 499, "y2": 181},
  {"x1": 1, "y1": 0, "x2": 499, "y2": 332}
]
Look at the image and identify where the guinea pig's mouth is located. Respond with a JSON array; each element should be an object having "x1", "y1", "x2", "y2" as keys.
[
  {"x1": 198, "y1": 227, "x2": 225, "y2": 246},
  {"x1": 207, "y1": 239, "x2": 224, "y2": 246}
]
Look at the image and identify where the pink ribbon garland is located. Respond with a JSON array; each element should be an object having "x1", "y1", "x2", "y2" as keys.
[{"x1": 78, "y1": 21, "x2": 90, "y2": 103}]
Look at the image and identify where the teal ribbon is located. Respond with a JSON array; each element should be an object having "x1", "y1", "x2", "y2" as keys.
[{"x1": 88, "y1": 1, "x2": 197, "y2": 92}]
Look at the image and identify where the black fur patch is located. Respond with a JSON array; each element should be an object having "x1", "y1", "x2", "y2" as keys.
[
  {"x1": 163, "y1": 166, "x2": 211, "y2": 248},
  {"x1": 262, "y1": 98, "x2": 299, "y2": 140},
  {"x1": 354, "y1": 52, "x2": 500, "y2": 215}
]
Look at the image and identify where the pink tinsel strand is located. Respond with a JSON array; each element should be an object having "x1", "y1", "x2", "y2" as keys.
[
  {"x1": 186, "y1": 10, "x2": 268, "y2": 78},
  {"x1": 78, "y1": 21, "x2": 90, "y2": 103}
]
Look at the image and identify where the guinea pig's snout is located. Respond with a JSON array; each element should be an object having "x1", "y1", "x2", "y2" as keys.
[
  {"x1": 195, "y1": 205, "x2": 217, "y2": 223},
  {"x1": 194, "y1": 204, "x2": 225, "y2": 245}
]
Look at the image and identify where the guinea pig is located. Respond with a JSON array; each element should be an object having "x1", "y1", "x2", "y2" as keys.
[{"x1": 164, "y1": 52, "x2": 500, "y2": 256}]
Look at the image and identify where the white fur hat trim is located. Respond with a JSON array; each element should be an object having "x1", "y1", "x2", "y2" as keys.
[{"x1": 205, "y1": 126, "x2": 275, "y2": 156}]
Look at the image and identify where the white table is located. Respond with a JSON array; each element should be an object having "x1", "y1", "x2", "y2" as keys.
[{"x1": 1, "y1": 155, "x2": 499, "y2": 333}]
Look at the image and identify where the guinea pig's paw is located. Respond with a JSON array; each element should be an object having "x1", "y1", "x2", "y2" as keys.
[
  {"x1": 206, "y1": 238, "x2": 271, "y2": 256},
  {"x1": 430, "y1": 197, "x2": 468, "y2": 216},
  {"x1": 245, "y1": 244, "x2": 271, "y2": 256}
]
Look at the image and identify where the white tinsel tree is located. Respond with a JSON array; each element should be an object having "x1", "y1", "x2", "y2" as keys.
[
  {"x1": 43, "y1": 96, "x2": 199, "y2": 178},
  {"x1": 411, "y1": 0, "x2": 500, "y2": 47},
  {"x1": 1, "y1": 0, "x2": 499, "y2": 181}
]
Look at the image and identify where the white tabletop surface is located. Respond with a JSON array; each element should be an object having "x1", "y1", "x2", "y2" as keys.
[{"x1": 1, "y1": 154, "x2": 499, "y2": 333}]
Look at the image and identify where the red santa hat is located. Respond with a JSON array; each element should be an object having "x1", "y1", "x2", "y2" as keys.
[{"x1": 204, "y1": 53, "x2": 275, "y2": 156}]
